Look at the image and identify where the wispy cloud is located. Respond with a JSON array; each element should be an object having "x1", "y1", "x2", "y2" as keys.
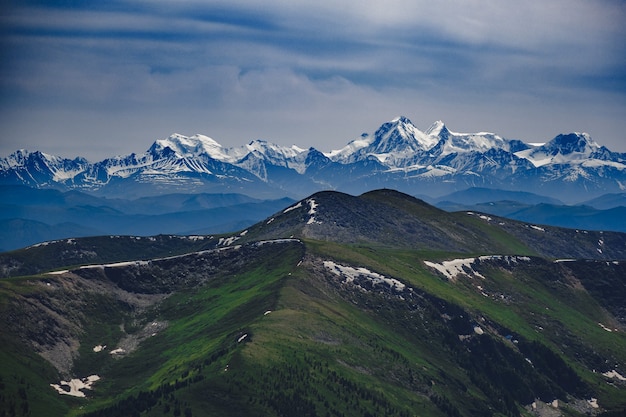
[{"x1": 1, "y1": 0, "x2": 625, "y2": 159}]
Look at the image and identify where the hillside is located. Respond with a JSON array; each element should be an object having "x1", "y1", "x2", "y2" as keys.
[{"x1": 1, "y1": 189, "x2": 625, "y2": 417}]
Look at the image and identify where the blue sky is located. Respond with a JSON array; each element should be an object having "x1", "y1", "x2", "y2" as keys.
[{"x1": 1, "y1": 0, "x2": 625, "y2": 160}]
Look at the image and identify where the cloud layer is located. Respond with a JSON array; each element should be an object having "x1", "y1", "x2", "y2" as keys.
[{"x1": 1, "y1": 0, "x2": 625, "y2": 159}]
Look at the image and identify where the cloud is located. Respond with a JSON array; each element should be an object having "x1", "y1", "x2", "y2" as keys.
[{"x1": 0, "y1": 0, "x2": 625, "y2": 159}]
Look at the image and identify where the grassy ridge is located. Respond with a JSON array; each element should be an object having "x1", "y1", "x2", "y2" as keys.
[
  {"x1": 1, "y1": 189, "x2": 626, "y2": 416},
  {"x1": 2, "y1": 238, "x2": 626, "y2": 416}
]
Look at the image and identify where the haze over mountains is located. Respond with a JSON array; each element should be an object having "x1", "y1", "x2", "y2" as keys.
[{"x1": 0, "y1": 185, "x2": 294, "y2": 252}]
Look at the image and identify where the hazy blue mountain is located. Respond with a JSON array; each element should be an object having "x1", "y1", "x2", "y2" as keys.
[
  {"x1": 431, "y1": 187, "x2": 626, "y2": 233},
  {"x1": 580, "y1": 192, "x2": 626, "y2": 209},
  {"x1": 0, "y1": 185, "x2": 294, "y2": 251},
  {"x1": 434, "y1": 187, "x2": 564, "y2": 206}
]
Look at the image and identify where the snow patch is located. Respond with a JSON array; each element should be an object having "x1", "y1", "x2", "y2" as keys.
[
  {"x1": 237, "y1": 334, "x2": 248, "y2": 343},
  {"x1": 598, "y1": 323, "x2": 613, "y2": 333},
  {"x1": 323, "y1": 260, "x2": 405, "y2": 292},
  {"x1": 184, "y1": 235, "x2": 208, "y2": 241},
  {"x1": 218, "y1": 235, "x2": 240, "y2": 246},
  {"x1": 50, "y1": 375, "x2": 100, "y2": 397},
  {"x1": 424, "y1": 256, "x2": 531, "y2": 281},
  {"x1": 306, "y1": 198, "x2": 322, "y2": 225},
  {"x1": 424, "y1": 258, "x2": 484, "y2": 281},
  {"x1": 283, "y1": 202, "x2": 302, "y2": 213},
  {"x1": 79, "y1": 260, "x2": 150, "y2": 270},
  {"x1": 93, "y1": 345, "x2": 106, "y2": 352},
  {"x1": 47, "y1": 270, "x2": 69, "y2": 275},
  {"x1": 603, "y1": 370, "x2": 626, "y2": 381}
]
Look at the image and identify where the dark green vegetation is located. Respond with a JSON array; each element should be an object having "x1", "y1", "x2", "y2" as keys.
[{"x1": 1, "y1": 189, "x2": 625, "y2": 417}]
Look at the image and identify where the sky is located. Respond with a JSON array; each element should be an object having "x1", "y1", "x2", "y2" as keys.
[{"x1": 1, "y1": 0, "x2": 625, "y2": 161}]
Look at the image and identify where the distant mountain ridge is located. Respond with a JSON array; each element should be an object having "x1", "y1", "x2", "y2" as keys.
[
  {"x1": 0, "y1": 185, "x2": 294, "y2": 252},
  {"x1": 432, "y1": 187, "x2": 626, "y2": 233},
  {"x1": 2, "y1": 117, "x2": 626, "y2": 201}
]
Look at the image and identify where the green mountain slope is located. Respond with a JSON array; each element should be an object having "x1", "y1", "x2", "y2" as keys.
[{"x1": 1, "y1": 189, "x2": 625, "y2": 417}]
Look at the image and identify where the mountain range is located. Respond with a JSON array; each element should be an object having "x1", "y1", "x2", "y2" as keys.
[
  {"x1": 0, "y1": 185, "x2": 294, "y2": 252},
  {"x1": 1, "y1": 189, "x2": 625, "y2": 416},
  {"x1": 3, "y1": 117, "x2": 626, "y2": 202},
  {"x1": 430, "y1": 187, "x2": 626, "y2": 234}
]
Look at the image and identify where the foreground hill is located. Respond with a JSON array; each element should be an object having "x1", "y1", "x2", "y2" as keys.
[{"x1": 1, "y1": 189, "x2": 625, "y2": 417}]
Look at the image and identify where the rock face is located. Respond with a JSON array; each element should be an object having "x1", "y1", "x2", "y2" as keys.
[{"x1": 2, "y1": 117, "x2": 625, "y2": 201}]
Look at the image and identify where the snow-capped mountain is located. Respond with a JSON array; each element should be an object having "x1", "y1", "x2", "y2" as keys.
[
  {"x1": 328, "y1": 116, "x2": 439, "y2": 165},
  {"x1": 2, "y1": 117, "x2": 625, "y2": 201}
]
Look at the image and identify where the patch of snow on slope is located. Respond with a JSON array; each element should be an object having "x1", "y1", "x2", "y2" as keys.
[
  {"x1": 424, "y1": 258, "x2": 484, "y2": 280},
  {"x1": 283, "y1": 202, "x2": 302, "y2": 213},
  {"x1": 47, "y1": 269, "x2": 69, "y2": 275},
  {"x1": 424, "y1": 256, "x2": 531, "y2": 280},
  {"x1": 323, "y1": 260, "x2": 405, "y2": 292},
  {"x1": 219, "y1": 236, "x2": 239, "y2": 246},
  {"x1": 603, "y1": 370, "x2": 626, "y2": 381},
  {"x1": 598, "y1": 323, "x2": 616, "y2": 332},
  {"x1": 79, "y1": 260, "x2": 150, "y2": 270},
  {"x1": 50, "y1": 375, "x2": 100, "y2": 397},
  {"x1": 307, "y1": 198, "x2": 322, "y2": 225}
]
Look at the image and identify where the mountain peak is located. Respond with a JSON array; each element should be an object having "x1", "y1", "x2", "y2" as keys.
[
  {"x1": 425, "y1": 120, "x2": 450, "y2": 139},
  {"x1": 390, "y1": 115, "x2": 414, "y2": 125},
  {"x1": 151, "y1": 133, "x2": 224, "y2": 159},
  {"x1": 547, "y1": 133, "x2": 600, "y2": 155},
  {"x1": 369, "y1": 117, "x2": 439, "y2": 155}
]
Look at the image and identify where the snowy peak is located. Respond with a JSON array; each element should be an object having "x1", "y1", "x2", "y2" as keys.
[
  {"x1": 437, "y1": 130, "x2": 513, "y2": 156},
  {"x1": 544, "y1": 133, "x2": 600, "y2": 155},
  {"x1": 425, "y1": 120, "x2": 450, "y2": 140},
  {"x1": 244, "y1": 139, "x2": 306, "y2": 162},
  {"x1": 150, "y1": 133, "x2": 225, "y2": 160},
  {"x1": 329, "y1": 116, "x2": 440, "y2": 164},
  {"x1": 372, "y1": 116, "x2": 439, "y2": 153},
  {"x1": 0, "y1": 149, "x2": 89, "y2": 183},
  {"x1": 515, "y1": 132, "x2": 604, "y2": 167}
]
